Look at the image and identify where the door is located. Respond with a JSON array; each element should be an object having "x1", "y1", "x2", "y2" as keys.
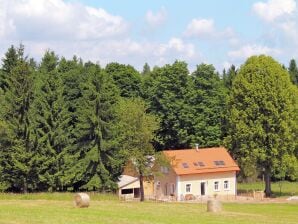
[{"x1": 200, "y1": 182, "x2": 206, "y2": 196}]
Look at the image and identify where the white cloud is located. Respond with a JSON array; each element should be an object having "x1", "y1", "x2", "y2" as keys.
[
  {"x1": 145, "y1": 7, "x2": 167, "y2": 28},
  {"x1": 228, "y1": 44, "x2": 281, "y2": 60},
  {"x1": 0, "y1": 0, "x2": 128, "y2": 41},
  {"x1": 253, "y1": 0, "x2": 296, "y2": 22},
  {"x1": 184, "y1": 19, "x2": 215, "y2": 38},
  {"x1": 184, "y1": 18, "x2": 237, "y2": 43}
]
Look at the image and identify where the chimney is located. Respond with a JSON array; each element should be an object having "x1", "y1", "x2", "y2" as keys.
[{"x1": 195, "y1": 143, "x2": 199, "y2": 151}]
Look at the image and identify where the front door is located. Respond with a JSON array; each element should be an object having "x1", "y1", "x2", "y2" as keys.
[{"x1": 200, "y1": 182, "x2": 206, "y2": 196}]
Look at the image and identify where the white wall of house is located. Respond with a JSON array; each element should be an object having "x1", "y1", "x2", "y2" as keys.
[{"x1": 177, "y1": 171, "x2": 237, "y2": 200}]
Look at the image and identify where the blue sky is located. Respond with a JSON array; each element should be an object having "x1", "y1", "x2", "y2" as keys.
[{"x1": 0, "y1": 0, "x2": 297, "y2": 71}]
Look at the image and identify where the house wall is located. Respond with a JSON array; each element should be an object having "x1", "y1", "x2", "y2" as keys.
[
  {"x1": 178, "y1": 171, "x2": 237, "y2": 199},
  {"x1": 154, "y1": 166, "x2": 177, "y2": 198}
]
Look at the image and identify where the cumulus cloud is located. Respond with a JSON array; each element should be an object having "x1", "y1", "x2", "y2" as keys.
[
  {"x1": 145, "y1": 7, "x2": 167, "y2": 28},
  {"x1": 0, "y1": 0, "x2": 199, "y2": 70},
  {"x1": 253, "y1": 0, "x2": 296, "y2": 22},
  {"x1": 0, "y1": 0, "x2": 128, "y2": 41},
  {"x1": 228, "y1": 44, "x2": 281, "y2": 60},
  {"x1": 184, "y1": 18, "x2": 236, "y2": 43}
]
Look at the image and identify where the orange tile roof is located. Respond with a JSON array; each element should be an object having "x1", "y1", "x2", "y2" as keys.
[{"x1": 163, "y1": 147, "x2": 240, "y2": 175}]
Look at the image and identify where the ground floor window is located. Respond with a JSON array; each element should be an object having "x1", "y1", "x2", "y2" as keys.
[
  {"x1": 224, "y1": 180, "x2": 229, "y2": 190},
  {"x1": 186, "y1": 184, "x2": 191, "y2": 193},
  {"x1": 121, "y1": 189, "x2": 133, "y2": 194},
  {"x1": 214, "y1": 181, "x2": 219, "y2": 191}
]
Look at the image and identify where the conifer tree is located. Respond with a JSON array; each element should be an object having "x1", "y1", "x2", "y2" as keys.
[
  {"x1": 0, "y1": 46, "x2": 36, "y2": 192},
  {"x1": 63, "y1": 64, "x2": 121, "y2": 191},
  {"x1": 32, "y1": 51, "x2": 71, "y2": 191}
]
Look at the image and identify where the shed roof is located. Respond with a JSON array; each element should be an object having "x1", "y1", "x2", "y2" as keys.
[
  {"x1": 118, "y1": 175, "x2": 138, "y2": 188},
  {"x1": 163, "y1": 147, "x2": 240, "y2": 175}
]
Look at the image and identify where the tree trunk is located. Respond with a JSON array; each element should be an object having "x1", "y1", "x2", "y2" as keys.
[
  {"x1": 139, "y1": 174, "x2": 145, "y2": 202},
  {"x1": 264, "y1": 168, "x2": 272, "y2": 197},
  {"x1": 23, "y1": 178, "x2": 28, "y2": 193}
]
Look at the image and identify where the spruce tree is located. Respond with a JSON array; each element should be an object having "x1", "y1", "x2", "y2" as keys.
[
  {"x1": 0, "y1": 51, "x2": 36, "y2": 192},
  {"x1": 288, "y1": 59, "x2": 298, "y2": 85},
  {"x1": 63, "y1": 64, "x2": 121, "y2": 191},
  {"x1": 32, "y1": 51, "x2": 71, "y2": 191}
]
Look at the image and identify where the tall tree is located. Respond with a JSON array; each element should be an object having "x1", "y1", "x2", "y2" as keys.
[
  {"x1": 143, "y1": 61, "x2": 190, "y2": 150},
  {"x1": 63, "y1": 64, "x2": 121, "y2": 191},
  {"x1": 114, "y1": 98, "x2": 159, "y2": 201},
  {"x1": 142, "y1": 63, "x2": 151, "y2": 76},
  {"x1": 186, "y1": 64, "x2": 225, "y2": 147},
  {"x1": 32, "y1": 51, "x2": 71, "y2": 191},
  {"x1": 105, "y1": 62, "x2": 142, "y2": 98},
  {"x1": 288, "y1": 59, "x2": 298, "y2": 85},
  {"x1": 0, "y1": 45, "x2": 18, "y2": 91},
  {"x1": 0, "y1": 52, "x2": 36, "y2": 192},
  {"x1": 225, "y1": 55, "x2": 298, "y2": 196}
]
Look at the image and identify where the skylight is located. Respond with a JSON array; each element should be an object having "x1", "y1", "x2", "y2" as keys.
[
  {"x1": 198, "y1": 161, "x2": 205, "y2": 167},
  {"x1": 182, "y1": 162, "x2": 189, "y2": 168},
  {"x1": 214, "y1": 160, "x2": 225, "y2": 166}
]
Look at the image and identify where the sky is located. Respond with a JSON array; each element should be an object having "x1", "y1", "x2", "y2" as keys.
[{"x1": 0, "y1": 0, "x2": 297, "y2": 72}]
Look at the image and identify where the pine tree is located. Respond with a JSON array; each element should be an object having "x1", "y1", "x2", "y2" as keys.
[
  {"x1": 0, "y1": 53, "x2": 36, "y2": 192},
  {"x1": 288, "y1": 59, "x2": 298, "y2": 85},
  {"x1": 0, "y1": 45, "x2": 18, "y2": 91},
  {"x1": 63, "y1": 64, "x2": 121, "y2": 191},
  {"x1": 32, "y1": 51, "x2": 71, "y2": 191}
]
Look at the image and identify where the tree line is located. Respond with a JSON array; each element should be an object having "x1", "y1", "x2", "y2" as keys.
[{"x1": 0, "y1": 44, "x2": 297, "y2": 195}]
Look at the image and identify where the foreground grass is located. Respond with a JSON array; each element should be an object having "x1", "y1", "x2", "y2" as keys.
[
  {"x1": 0, "y1": 196, "x2": 297, "y2": 224},
  {"x1": 238, "y1": 181, "x2": 298, "y2": 197}
]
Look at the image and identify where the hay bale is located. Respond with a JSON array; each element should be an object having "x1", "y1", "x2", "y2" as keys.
[
  {"x1": 207, "y1": 199, "x2": 222, "y2": 212},
  {"x1": 74, "y1": 193, "x2": 90, "y2": 208}
]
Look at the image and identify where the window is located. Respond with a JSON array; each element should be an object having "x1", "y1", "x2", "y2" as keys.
[
  {"x1": 182, "y1": 163, "x2": 189, "y2": 168},
  {"x1": 121, "y1": 189, "x2": 133, "y2": 194},
  {"x1": 171, "y1": 183, "x2": 175, "y2": 194},
  {"x1": 214, "y1": 160, "x2": 225, "y2": 166},
  {"x1": 193, "y1": 162, "x2": 198, "y2": 166},
  {"x1": 198, "y1": 161, "x2": 205, "y2": 167},
  {"x1": 224, "y1": 180, "x2": 229, "y2": 190},
  {"x1": 161, "y1": 166, "x2": 169, "y2": 173},
  {"x1": 214, "y1": 181, "x2": 219, "y2": 191},
  {"x1": 186, "y1": 184, "x2": 191, "y2": 193}
]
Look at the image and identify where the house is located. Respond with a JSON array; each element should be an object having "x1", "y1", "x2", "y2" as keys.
[
  {"x1": 118, "y1": 146, "x2": 240, "y2": 201},
  {"x1": 155, "y1": 147, "x2": 240, "y2": 201},
  {"x1": 117, "y1": 160, "x2": 154, "y2": 200}
]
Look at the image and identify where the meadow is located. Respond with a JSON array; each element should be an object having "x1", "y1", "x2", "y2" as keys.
[{"x1": 0, "y1": 192, "x2": 297, "y2": 224}]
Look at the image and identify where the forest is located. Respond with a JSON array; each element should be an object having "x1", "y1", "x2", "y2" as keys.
[{"x1": 0, "y1": 44, "x2": 297, "y2": 193}]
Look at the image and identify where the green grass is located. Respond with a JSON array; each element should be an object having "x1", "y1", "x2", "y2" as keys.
[
  {"x1": 238, "y1": 181, "x2": 298, "y2": 197},
  {"x1": 0, "y1": 194, "x2": 297, "y2": 224},
  {"x1": 0, "y1": 192, "x2": 118, "y2": 201}
]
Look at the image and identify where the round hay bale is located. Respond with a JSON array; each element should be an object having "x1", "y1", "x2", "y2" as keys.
[
  {"x1": 74, "y1": 193, "x2": 90, "y2": 208},
  {"x1": 207, "y1": 199, "x2": 222, "y2": 212}
]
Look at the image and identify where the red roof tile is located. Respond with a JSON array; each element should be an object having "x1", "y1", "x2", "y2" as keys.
[{"x1": 163, "y1": 147, "x2": 240, "y2": 175}]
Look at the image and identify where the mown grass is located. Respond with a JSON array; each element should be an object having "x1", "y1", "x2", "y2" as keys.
[
  {"x1": 0, "y1": 194, "x2": 297, "y2": 224},
  {"x1": 238, "y1": 181, "x2": 298, "y2": 197},
  {"x1": 0, "y1": 192, "x2": 118, "y2": 201}
]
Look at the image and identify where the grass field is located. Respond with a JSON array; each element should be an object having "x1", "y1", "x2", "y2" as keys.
[
  {"x1": 238, "y1": 181, "x2": 298, "y2": 197},
  {"x1": 0, "y1": 193, "x2": 297, "y2": 224}
]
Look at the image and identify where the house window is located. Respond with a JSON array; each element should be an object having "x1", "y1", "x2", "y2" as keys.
[
  {"x1": 186, "y1": 184, "x2": 191, "y2": 193},
  {"x1": 224, "y1": 180, "x2": 229, "y2": 190},
  {"x1": 160, "y1": 166, "x2": 169, "y2": 174},
  {"x1": 171, "y1": 183, "x2": 175, "y2": 195},
  {"x1": 214, "y1": 181, "x2": 219, "y2": 191}
]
